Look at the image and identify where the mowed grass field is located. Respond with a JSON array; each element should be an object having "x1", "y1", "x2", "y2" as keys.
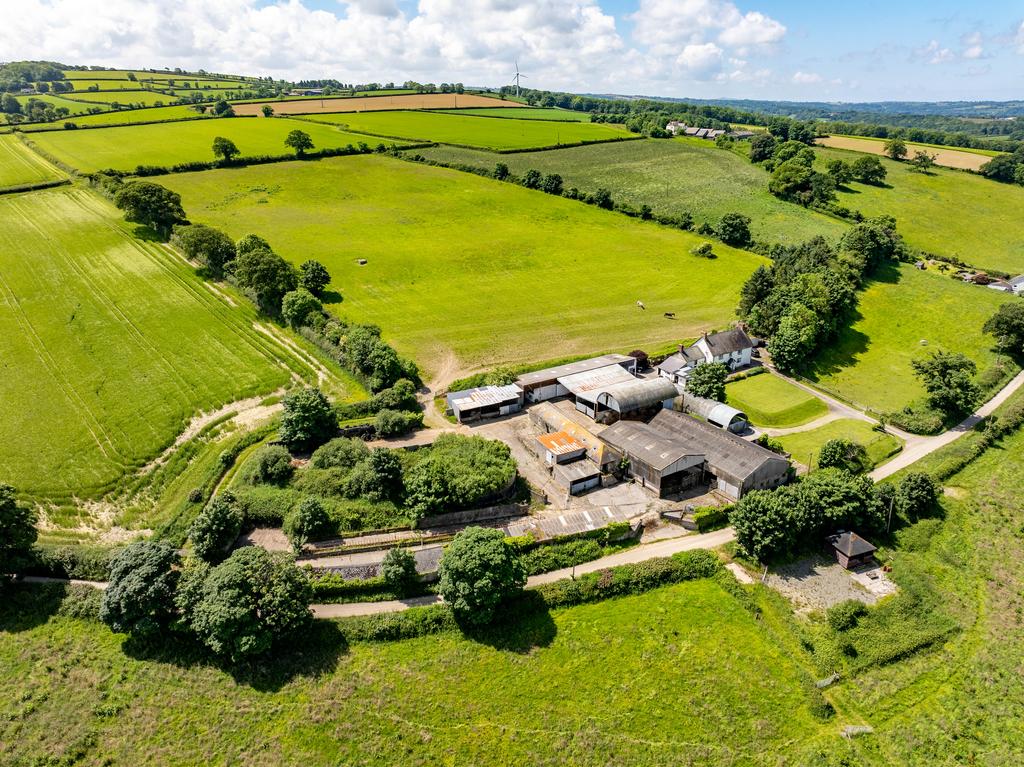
[
  {"x1": 162, "y1": 155, "x2": 766, "y2": 375},
  {"x1": 775, "y1": 418, "x2": 902, "y2": 468},
  {"x1": 814, "y1": 146, "x2": 1024, "y2": 274},
  {"x1": 304, "y1": 110, "x2": 635, "y2": 151},
  {"x1": 18, "y1": 104, "x2": 209, "y2": 132},
  {"x1": 25, "y1": 118, "x2": 404, "y2": 172},
  {"x1": 807, "y1": 264, "x2": 1016, "y2": 413},
  {"x1": 0, "y1": 188, "x2": 321, "y2": 505},
  {"x1": 233, "y1": 93, "x2": 518, "y2": 115},
  {"x1": 0, "y1": 579, "x2": 837, "y2": 766},
  {"x1": 414, "y1": 138, "x2": 846, "y2": 245},
  {"x1": 725, "y1": 373, "x2": 828, "y2": 427},
  {"x1": 436, "y1": 107, "x2": 593, "y2": 121},
  {"x1": 0, "y1": 135, "x2": 65, "y2": 188}
]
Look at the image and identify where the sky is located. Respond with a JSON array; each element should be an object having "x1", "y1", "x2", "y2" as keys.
[{"x1": 4, "y1": 0, "x2": 1023, "y2": 102}]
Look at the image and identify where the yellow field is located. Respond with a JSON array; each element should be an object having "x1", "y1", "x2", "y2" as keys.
[
  {"x1": 815, "y1": 135, "x2": 996, "y2": 171},
  {"x1": 234, "y1": 93, "x2": 519, "y2": 116}
]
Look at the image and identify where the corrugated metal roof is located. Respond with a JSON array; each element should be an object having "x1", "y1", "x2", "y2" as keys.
[
  {"x1": 599, "y1": 420, "x2": 699, "y2": 471},
  {"x1": 516, "y1": 354, "x2": 635, "y2": 387},
  {"x1": 531, "y1": 403, "x2": 619, "y2": 466},
  {"x1": 449, "y1": 384, "x2": 522, "y2": 411},
  {"x1": 596, "y1": 377, "x2": 680, "y2": 412},
  {"x1": 558, "y1": 364, "x2": 637, "y2": 399},
  {"x1": 537, "y1": 430, "x2": 586, "y2": 456},
  {"x1": 553, "y1": 461, "x2": 601, "y2": 483},
  {"x1": 682, "y1": 393, "x2": 747, "y2": 427}
]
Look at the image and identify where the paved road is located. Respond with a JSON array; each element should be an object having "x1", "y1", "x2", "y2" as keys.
[
  {"x1": 311, "y1": 527, "x2": 736, "y2": 618},
  {"x1": 870, "y1": 368, "x2": 1024, "y2": 481}
]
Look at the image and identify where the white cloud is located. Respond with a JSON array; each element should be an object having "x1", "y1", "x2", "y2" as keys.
[
  {"x1": 676, "y1": 42, "x2": 723, "y2": 75},
  {"x1": 916, "y1": 39, "x2": 955, "y2": 64},
  {"x1": 1016, "y1": 20, "x2": 1024, "y2": 53},
  {"x1": 718, "y1": 11, "x2": 785, "y2": 48},
  {"x1": 792, "y1": 71, "x2": 822, "y2": 84},
  {"x1": 630, "y1": 0, "x2": 784, "y2": 54}
]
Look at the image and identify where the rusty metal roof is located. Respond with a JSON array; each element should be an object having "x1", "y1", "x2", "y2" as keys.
[{"x1": 536, "y1": 430, "x2": 586, "y2": 456}]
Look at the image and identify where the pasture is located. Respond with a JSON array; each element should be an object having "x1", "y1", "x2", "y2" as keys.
[
  {"x1": 63, "y1": 90, "x2": 178, "y2": 106},
  {"x1": 25, "y1": 118, "x2": 403, "y2": 172},
  {"x1": 233, "y1": 93, "x2": 517, "y2": 116},
  {"x1": 63, "y1": 79, "x2": 143, "y2": 91},
  {"x1": 18, "y1": 104, "x2": 210, "y2": 131},
  {"x1": 0, "y1": 579, "x2": 835, "y2": 765},
  {"x1": 775, "y1": 418, "x2": 902, "y2": 469},
  {"x1": 814, "y1": 146, "x2": 1024, "y2": 274},
  {"x1": 0, "y1": 135, "x2": 66, "y2": 188},
  {"x1": 816, "y1": 134, "x2": 998, "y2": 170},
  {"x1": 725, "y1": 373, "x2": 828, "y2": 427},
  {"x1": 0, "y1": 188, "x2": 338, "y2": 509},
  {"x1": 5, "y1": 93, "x2": 110, "y2": 118},
  {"x1": 304, "y1": 110, "x2": 635, "y2": 151},
  {"x1": 807, "y1": 264, "x2": 1015, "y2": 413},
  {"x1": 413, "y1": 138, "x2": 846, "y2": 244},
  {"x1": 162, "y1": 155, "x2": 766, "y2": 375},
  {"x1": 436, "y1": 107, "x2": 593, "y2": 121}
]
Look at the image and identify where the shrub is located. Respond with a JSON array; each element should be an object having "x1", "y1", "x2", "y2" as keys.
[
  {"x1": 241, "y1": 444, "x2": 294, "y2": 486},
  {"x1": 691, "y1": 242, "x2": 714, "y2": 258},
  {"x1": 310, "y1": 437, "x2": 370, "y2": 471},
  {"x1": 170, "y1": 223, "x2": 235, "y2": 276},
  {"x1": 381, "y1": 547, "x2": 419, "y2": 596},
  {"x1": 896, "y1": 472, "x2": 940, "y2": 521},
  {"x1": 827, "y1": 599, "x2": 869, "y2": 631},
  {"x1": 279, "y1": 387, "x2": 336, "y2": 452},
  {"x1": 717, "y1": 212, "x2": 752, "y2": 247},
  {"x1": 1, "y1": 483, "x2": 37, "y2": 574},
  {"x1": 438, "y1": 527, "x2": 526, "y2": 626},
  {"x1": 817, "y1": 438, "x2": 870, "y2": 474},
  {"x1": 231, "y1": 485, "x2": 298, "y2": 526},
  {"x1": 692, "y1": 505, "x2": 731, "y2": 532},
  {"x1": 281, "y1": 288, "x2": 322, "y2": 328},
  {"x1": 373, "y1": 408, "x2": 423, "y2": 437},
  {"x1": 284, "y1": 497, "x2": 334, "y2": 551},
  {"x1": 189, "y1": 496, "x2": 243, "y2": 563},
  {"x1": 404, "y1": 434, "x2": 517, "y2": 518},
  {"x1": 345, "y1": 448, "x2": 404, "y2": 502},
  {"x1": 27, "y1": 544, "x2": 117, "y2": 581}
]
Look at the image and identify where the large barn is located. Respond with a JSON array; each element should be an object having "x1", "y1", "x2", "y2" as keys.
[
  {"x1": 600, "y1": 409, "x2": 789, "y2": 499},
  {"x1": 516, "y1": 354, "x2": 637, "y2": 403}
]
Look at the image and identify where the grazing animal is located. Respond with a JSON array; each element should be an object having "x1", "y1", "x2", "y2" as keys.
[
  {"x1": 636, "y1": 300, "x2": 646, "y2": 310},
  {"x1": 664, "y1": 311, "x2": 676, "y2": 319}
]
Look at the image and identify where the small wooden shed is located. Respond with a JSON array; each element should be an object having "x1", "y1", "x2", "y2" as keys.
[{"x1": 826, "y1": 531, "x2": 876, "y2": 570}]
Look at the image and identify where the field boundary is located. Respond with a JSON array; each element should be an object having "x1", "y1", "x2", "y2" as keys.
[{"x1": 0, "y1": 178, "x2": 71, "y2": 196}]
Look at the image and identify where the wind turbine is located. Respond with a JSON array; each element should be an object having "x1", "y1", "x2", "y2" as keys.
[{"x1": 512, "y1": 59, "x2": 527, "y2": 97}]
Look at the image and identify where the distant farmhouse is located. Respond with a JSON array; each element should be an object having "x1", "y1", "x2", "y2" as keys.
[
  {"x1": 289, "y1": 88, "x2": 324, "y2": 96},
  {"x1": 657, "y1": 328, "x2": 756, "y2": 385},
  {"x1": 665, "y1": 121, "x2": 755, "y2": 140}
]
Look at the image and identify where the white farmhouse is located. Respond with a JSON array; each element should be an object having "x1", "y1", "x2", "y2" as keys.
[{"x1": 656, "y1": 328, "x2": 755, "y2": 384}]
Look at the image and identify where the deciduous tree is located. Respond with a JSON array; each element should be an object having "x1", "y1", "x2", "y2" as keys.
[
  {"x1": 685, "y1": 362, "x2": 728, "y2": 401},
  {"x1": 911, "y1": 350, "x2": 979, "y2": 415},
  {"x1": 438, "y1": 527, "x2": 526, "y2": 626},
  {"x1": 99, "y1": 542, "x2": 179, "y2": 638},
  {"x1": 285, "y1": 129, "x2": 314, "y2": 156},
  {"x1": 0, "y1": 483, "x2": 37, "y2": 576},
  {"x1": 279, "y1": 387, "x2": 336, "y2": 452},
  {"x1": 113, "y1": 181, "x2": 186, "y2": 239}
]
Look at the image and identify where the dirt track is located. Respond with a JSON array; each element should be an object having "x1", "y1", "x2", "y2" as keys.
[
  {"x1": 234, "y1": 93, "x2": 519, "y2": 116},
  {"x1": 816, "y1": 135, "x2": 995, "y2": 171}
]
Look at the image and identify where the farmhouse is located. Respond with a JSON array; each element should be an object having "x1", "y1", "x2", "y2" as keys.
[
  {"x1": 446, "y1": 384, "x2": 523, "y2": 423},
  {"x1": 657, "y1": 328, "x2": 755, "y2": 384},
  {"x1": 680, "y1": 392, "x2": 749, "y2": 433},
  {"x1": 289, "y1": 88, "x2": 324, "y2": 96},
  {"x1": 516, "y1": 354, "x2": 637, "y2": 404},
  {"x1": 600, "y1": 409, "x2": 788, "y2": 499},
  {"x1": 826, "y1": 531, "x2": 877, "y2": 570}
]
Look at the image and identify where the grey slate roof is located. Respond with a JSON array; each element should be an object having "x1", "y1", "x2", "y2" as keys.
[
  {"x1": 827, "y1": 531, "x2": 876, "y2": 558},
  {"x1": 516, "y1": 354, "x2": 635, "y2": 388},
  {"x1": 598, "y1": 420, "x2": 700, "y2": 471},
  {"x1": 646, "y1": 409, "x2": 787, "y2": 481},
  {"x1": 701, "y1": 328, "x2": 754, "y2": 357}
]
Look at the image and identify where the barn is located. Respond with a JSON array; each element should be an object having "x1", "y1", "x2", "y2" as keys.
[
  {"x1": 680, "y1": 392, "x2": 749, "y2": 433},
  {"x1": 516, "y1": 354, "x2": 637, "y2": 403},
  {"x1": 446, "y1": 384, "x2": 523, "y2": 423},
  {"x1": 536, "y1": 431, "x2": 587, "y2": 464},
  {"x1": 598, "y1": 419, "x2": 707, "y2": 496},
  {"x1": 553, "y1": 460, "x2": 602, "y2": 495},
  {"x1": 593, "y1": 377, "x2": 680, "y2": 424},
  {"x1": 529, "y1": 402, "x2": 620, "y2": 471}
]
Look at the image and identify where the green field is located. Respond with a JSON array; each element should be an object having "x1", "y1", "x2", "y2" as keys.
[
  {"x1": 814, "y1": 146, "x2": 1024, "y2": 274},
  {"x1": 18, "y1": 104, "x2": 210, "y2": 132},
  {"x1": 438, "y1": 107, "x2": 592, "y2": 121},
  {"x1": 413, "y1": 138, "x2": 847, "y2": 245},
  {"x1": 807, "y1": 264, "x2": 1016, "y2": 413},
  {"x1": 25, "y1": 118, "x2": 403, "y2": 172},
  {"x1": 162, "y1": 155, "x2": 765, "y2": 375},
  {"x1": 304, "y1": 110, "x2": 635, "y2": 150},
  {"x1": 0, "y1": 578, "x2": 835, "y2": 765},
  {"x1": 0, "y1": 187, "x2": 346, "y2": 508},
  {"x1": 0, "y1": 135, "x2": 65, "y2": 188},
  {"x1": 2, "y1": 93, "x2": 111, "y2": 120},
  {"x1": 64, "y1": 90, "x2": 177, "y2": 106},
  {"x1": 775, "y1": 418, "x2": 902, "y2": 468},
  {"x1": 726, "y1": 373, "x2": 829, "y2": 427}
]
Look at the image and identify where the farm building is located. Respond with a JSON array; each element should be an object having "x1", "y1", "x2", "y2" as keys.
[
  {"x1": 657, "y1": 329, "x2": 755, "y2": 384},
  {"x1": 600, "y1": 409, "x2": 789, "y2": 499},
  {"x1": 445, "y1": 384, "x2": 523, "y2": 423},
  {"x1": 826, "y1": 531, "x2": 877, "y2": 570},
  {"x1": 552, "y1": 460, "x2": 602, "y2": 495},
  {"x1": 1009, "y1": 275, "x2": 1024, "y2": 295},
  {"x1": 679, "y1": 392, "x2": 749, "y2": 433},
  {"x1": 516, "y1": 354, "x2": 637, "y2": 404},
  {"x1": 536, "y1": 431, "x2": 587, "y2": 464},
  {"x1": 529, "y1": 402, "x2": 620, "y2": 471},
  {"x1": 592, "y1": 376, "x2": 680, "y2": 424}
]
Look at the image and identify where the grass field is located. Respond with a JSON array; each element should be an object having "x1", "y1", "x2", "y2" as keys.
[
  {"x1": 0, "y1": 135, "x2": 65, "y2": 188},
  {"x1": 233, "y1": 93, "x2": 518, "y2": 116},
  {"x1": 816, "y1": 134, "x2": 999, "y2": 170},
  {"x1": 18, "y1": 104, "x2": 210, "y2": 132},
  {"x1": 63, "y1": 90, "x2": 177, "y2": 106},
  {"x1": 806, "y1": 264, "x2": 1016, "y2": 413},
  {"x1": 6, "y1": 93, "x2": 111, "y2": 118},
  {"x1": 0, "y1": 578, "x2": 836, "y2": 765},
  {"x1": 302, "y1": 110, "x2": 635, "y2": 151},
  {"x1": 25, "y1": 118, "x2": 404, "y2": 172},
  {"x1": 725, "y1": 373, "x2": 829, "y2": 427},
  {"x1": 162, "y1": 155, "x2": 766, "y2": 375},
  {"x1": 814, "y1": 146, "x2": 1024, "y2": 274},
  {"x1": 437, "y1": 107, "x2": 593, "y2": 121},
  {"x1": 775, "y1": 418, "x2": 902, "y2": 468},
  {"x1": 413, "y1": 138, "x2": 846, "y2": 245},
  {"x1": 0, "y1": 187, "x2": 349, "y2": 509}
]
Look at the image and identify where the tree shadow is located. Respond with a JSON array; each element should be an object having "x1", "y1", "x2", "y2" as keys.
[
  {"x1": 320, "y1": 289, "x2": 344, "y2": 305},
  {"x1": 121, "y1": 619, "x2": 349, "y2": 693},
  {"x1": 0, "y1": 581, "x2": 69, "y2": 632},
  {"x1": 128, "y1": 223, "x2": 167, "y2": 242},
  {"x1": 459, "y1": 591, "x2": 557, "y2": 653}
]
